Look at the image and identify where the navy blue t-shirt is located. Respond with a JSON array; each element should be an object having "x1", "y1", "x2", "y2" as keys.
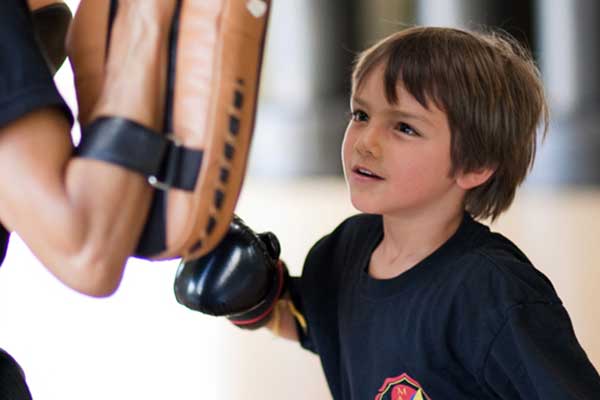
[
  {"x1": 289, "y1": 213, "x2": 600, "y2": 399},
  {"x1": 0, "y1": 0, "x2": 73, "y2": 266}
]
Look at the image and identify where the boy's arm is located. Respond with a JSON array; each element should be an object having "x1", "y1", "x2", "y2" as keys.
[
  {"x1": 265, "y1": 293, "x2": 302, "y2": 341},
  {"x1": 482, "y1": 302, "x2": 600, "y2": 398}
]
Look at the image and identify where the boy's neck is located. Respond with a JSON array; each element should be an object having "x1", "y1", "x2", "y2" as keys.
[{"x1": 369, "y1": 207, "x2": 464, "y2": 280}]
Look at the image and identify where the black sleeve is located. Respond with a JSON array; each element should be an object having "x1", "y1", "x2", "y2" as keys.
[
  {"x1": 287, "y1": 220, "x2": 352, "y2": 355},
  {"x1": 287, "y1": 276, "x2": 316, "y2": 353},
  {"x1": 0, "y1": 0, "x2": 73, "y2": 129},
  {"x1": 288, "y1": 234, "x2": 333, "y2": 355},
  {"x1": 482, "y1": 302, "x2": 600, "y2": 399}
]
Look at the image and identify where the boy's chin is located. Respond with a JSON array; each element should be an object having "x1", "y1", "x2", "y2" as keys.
[{"x1": 349, "y1": 196, "x2": 383, "y2": 215}]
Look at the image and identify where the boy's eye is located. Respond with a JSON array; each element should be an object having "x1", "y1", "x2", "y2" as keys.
[
  {"x1": 350, "y1": 110, "x2": 369, "y2": 122},
  {"x1": 395, "y1": 122, "x2": 419, "y2": 137}
]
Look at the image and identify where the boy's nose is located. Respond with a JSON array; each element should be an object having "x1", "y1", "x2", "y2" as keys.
[{"x1": 355, "y1": 125, "x2": 382, "y2": 158}]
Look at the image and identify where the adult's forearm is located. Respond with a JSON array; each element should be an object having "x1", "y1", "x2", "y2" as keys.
[{"x1": 0, "y1": 107, "x2": 152, "y2": 296}]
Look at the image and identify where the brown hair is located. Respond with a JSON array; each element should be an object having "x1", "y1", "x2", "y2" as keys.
[{"x1": 352, "y1": 26, "x2": 549, "y2": 220}]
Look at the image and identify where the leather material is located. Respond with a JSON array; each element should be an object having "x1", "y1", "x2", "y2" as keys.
[
  {"x1": 28, "y1": 0, "x2": 72, "y2": 74},
  {"x1": 68, "y1": 0, "x2": 271, "y2": 261},
  {"x1": 173, "y1": 216, "x2": 287, "y2": 329}
]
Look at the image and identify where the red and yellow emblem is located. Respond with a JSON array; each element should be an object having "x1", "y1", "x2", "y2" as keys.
[{"x1": 374, "y1": 373, "x2": 431, "y2": 400}]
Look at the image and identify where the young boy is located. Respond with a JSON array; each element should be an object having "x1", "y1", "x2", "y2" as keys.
[{"x1": 174, "y1": 26, "x2": 600, "y2": 398}]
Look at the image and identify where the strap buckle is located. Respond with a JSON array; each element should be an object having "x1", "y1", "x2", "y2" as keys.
[{"x1": 147, "y1": 134, "x2": 181, "y2": 191}]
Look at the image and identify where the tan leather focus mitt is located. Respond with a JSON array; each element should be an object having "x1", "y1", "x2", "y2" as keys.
[
  {"x1": 28, "y1": 0, "x2": 72, "y2": 74},
  {"x1": 67, "y1": 0, "x2": 271, "y2": 261}
]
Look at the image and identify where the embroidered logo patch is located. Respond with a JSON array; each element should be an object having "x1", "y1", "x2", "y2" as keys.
[{"x1": 374, "y1": 373, "x2": 431, "y2": 400}]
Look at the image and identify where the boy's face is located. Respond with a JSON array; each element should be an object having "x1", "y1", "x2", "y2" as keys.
[{"x1": 342, "y1": 64, "x2": 462, "y2": 217}]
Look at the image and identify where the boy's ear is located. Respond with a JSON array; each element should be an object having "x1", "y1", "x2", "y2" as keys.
[{"x1": 455, "y1": 167, "x2": 495, "y2": 190}]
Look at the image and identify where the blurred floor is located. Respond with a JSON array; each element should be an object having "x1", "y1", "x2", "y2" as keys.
[{"x1": 0, "y1": 177, "x2": 598, "y2": 399}]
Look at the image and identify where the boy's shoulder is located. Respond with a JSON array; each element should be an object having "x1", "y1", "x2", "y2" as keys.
[
  {"x1": 311, "y1": 213, "x2": 381, "y2": 251},
  {"x1": 307, "y1": 213, "x2": 562, "y2": 307},
  {"x1": 453, "y1": 221, "x2": 561, "y2": 309},
  {"x1": 337, "y1": 213, "x2": 381, "y2": 235},
  {"x1": 303, "y1": 213, "x2": 380, "y2": 271}
]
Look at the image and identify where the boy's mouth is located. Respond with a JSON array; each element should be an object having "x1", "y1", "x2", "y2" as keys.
[{"x1": 352, "y1": 165, "x2": 384, "y2": 180}]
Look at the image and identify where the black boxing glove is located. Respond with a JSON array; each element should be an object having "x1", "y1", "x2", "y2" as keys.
[{"x1": 173, "y1": 215, "x2": 288, "y2": 329}]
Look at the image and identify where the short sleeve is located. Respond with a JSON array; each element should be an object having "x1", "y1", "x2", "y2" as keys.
[
  {"x1": 0, "y1": 0, "x2": 72, "y2": 129},
  {"x1": 482, "y1": 302, "x2": 600, "y2": 399},
  {"x1": 287, "y1": 276, "x2": 317, "y2": 353},
  {"x1": 286, "y1": 218, "x2": 354, "y2": 356}
]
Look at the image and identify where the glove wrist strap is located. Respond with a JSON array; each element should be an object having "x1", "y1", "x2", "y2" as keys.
[{"x1": 229, "y1": 260, "x2": 287, "y2": 328}]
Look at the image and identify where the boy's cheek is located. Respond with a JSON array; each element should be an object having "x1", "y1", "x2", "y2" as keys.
[{"x1": 341, "y1": 143, "x2": 354, "y2": 174}]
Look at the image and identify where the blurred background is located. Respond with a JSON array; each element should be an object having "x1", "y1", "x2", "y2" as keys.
[{"x1": 0, "y1": 0, "x2": 599, "y2": 398}]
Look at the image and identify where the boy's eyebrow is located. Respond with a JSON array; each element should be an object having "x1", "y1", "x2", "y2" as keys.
[{"x1": 352, "y1": 96, "x2": 434, "y2": 127}]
